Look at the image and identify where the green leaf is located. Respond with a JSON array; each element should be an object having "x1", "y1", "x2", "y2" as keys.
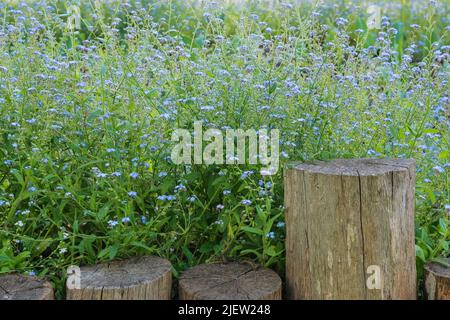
[
  {"x1": 199, "y1": 242, "x2": 213, "y2": 254},
  {"x1": 131, "y1": 241, "x2": 153, "y2": 252},
  {"x1": 438, "y1": 218, "x2": 447, "y2": 234},
  {"x1": 33, "y1": 239, "x2": 52, "y2": 257},
  {"x1": 241, "y1": 226, "x2": 264, "y2": 236},
  {"x1": 265, "y1": 245, "x2": 281, "y2": 257},
  {"x1": 182, "y1": 245, "x2": 193, "y2": 264},
  {"x1": 431, "y1": 257, "x2": 450, "y2": 268},
  {"x1": 415, "y1": 245, "x2": 426, "y2": 262},
  {"x1": 240, "y1": 249, "x2": 262, "y2": 260},
  {"x1": 109, "y1": 245, "x2": 118, "y2": 260},
  {"x1": 97, "y1": 245, "x2": 118, "y2": 260},
  {"x1": 439, "y1": 240, "x2": 449, "y2": 252}
]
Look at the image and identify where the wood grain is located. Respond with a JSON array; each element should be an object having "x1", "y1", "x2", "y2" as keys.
[
  {"x1": 66, "y1": 255, "x2": 172, "y2": 300},
  {"x1": 424, "y1": 259, "x2": 450, "y2": 300},
  {"x1": 285, "y1": 158, "x2": 416, "y2": 299},
  {"x1": 179, "y1": 263, "x2": 282, "y2": 300},
  {"x1": 0, "y1": 274, "x2": 54, "y2": 300}
]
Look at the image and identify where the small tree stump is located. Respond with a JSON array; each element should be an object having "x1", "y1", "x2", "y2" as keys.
[
  {"x1": 0, "y1": 274, "x2": 54, "y2": 300},
  {"x1": 179, "y1": 263, "x2": 282, "y2": 300},
  {"x1": 66, "y1": 256, "x2": 172, "y2": 300},
  {"x1": 284, "y1": 158, "x2": 416, "y2": 299},
  {"x1": 424, "y1": 259, "x2": 450, "y2": 300}
]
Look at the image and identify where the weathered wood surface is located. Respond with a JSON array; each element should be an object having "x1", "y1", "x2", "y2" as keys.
[
  {"x1": 179, "y1": 263, "x2": 282, "y2": 300},
  {"x1": 0, "y1": 274, "x2": 54, "y2": 300},
  {"x1": 284, "y1": 158, "x2": 416, "y2": 299},
  {"x1": 424, "y1": 259, "x2": 450, "y2": 300},
  {"x1": 66, "y1": 256, "x2": 172, "y2": 300}
]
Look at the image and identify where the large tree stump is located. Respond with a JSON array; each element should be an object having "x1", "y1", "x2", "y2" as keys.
[
  {"x1": 179, "y1": 263, "x2": 282, "y2": 300},
  {"x1": 66, "y1": 256, "x2": 172, "y2": 300},
  {"x1": 0, "y1": 274, "x2": 54, "y2": 300},
  {"x1": 424, "y1": 259, "x2": 450, "y2": 300},
  {"x1": 284, "y1": 158, "x2": 416, "y2": 299}
]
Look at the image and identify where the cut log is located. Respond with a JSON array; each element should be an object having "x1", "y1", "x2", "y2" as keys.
[
  {"x1": 424, "y1": 259, "x2": 450, "y2": 300},
  {"x1": 179, "y1": 263, "x2": 282, "y2": 300},
  {"x1": 0, "y1": 274, "x2": 54, "y2": 300},
  {"x1": 66, "y1": 256, "x2": 172, "y2": 300},
  {"x1": 284, "y1": 158, "x2": 416, "y2": 299}
]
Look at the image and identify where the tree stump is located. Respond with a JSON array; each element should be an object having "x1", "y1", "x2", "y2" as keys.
[
  {"x1": 179, "y1": 263, "x2": 282, "y2": 300},
  {"x1": 284, "y1": 158, "x2": 416, "y2": 299},
  {"x1": 424, "y1": 259, "x2": 450, "y2": 300},
  {"x1": 66, "y1": 256, "x2": 172, "y2": 300},
  {"x1": 0, "y1": 274, "x2": 54, "y2": 300}
]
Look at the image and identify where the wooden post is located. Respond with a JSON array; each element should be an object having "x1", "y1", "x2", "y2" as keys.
[
  {"x1": 284, "y1": 158, "x2": 416, "y2": 299},
  {"x1": 0, "y1": 274, "x2": 54, "y2": 300},
  {"x1": 179, "y1": 263, "x2": 282, "y2": 300},
  {"x1": 424, "y1": 259, "x2": 450, "y2": 300},
  {"x1": 66, "y1": 256, "x2": 172, "y2": 300}
]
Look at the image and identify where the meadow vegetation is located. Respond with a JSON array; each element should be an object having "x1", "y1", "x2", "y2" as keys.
[{"x1": 0, "y1": 0, "x2": 448, "y2": 298}]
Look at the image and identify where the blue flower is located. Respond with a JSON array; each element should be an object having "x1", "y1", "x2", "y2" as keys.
[
  {"x1": 241, "y1": 199, "x2": 252, "y2": 206},
  {"x1": 266, "y1": 232, "x2": 276, "y2": 239},
  {"x1": 121, "y1": 217, "x2": 131, "y2": 223},
  {"x1": 276, "y1": 222, "x2": 285, "y2": 228},
  {"x1": 130, "y1": 172, "x2": 139, "y2": 179},
  {"x1": 141, "y1": 216, "x2": 147, "y2": 224},
  {"x1": 108, "y1": 220, "x2": 118, "y2": 228},
  {"x1": 432, "y1": 166, "x2": 444, "y2": 174},
  {"x1": 240, "y1": 170, "x2": 254, "y2": 180},
  {"x1": 128, "y1": 191, "x2": 137, "y2": 198},
  {"x1": 259, "y1": 190, "x2": 268, "y2": 197},
  {"x1": 174, "y1": 184, "x2": 186, "y2": 193}
]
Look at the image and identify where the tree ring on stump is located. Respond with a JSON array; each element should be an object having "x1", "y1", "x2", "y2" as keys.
[
  {"x1": 0, "y1": 274, "x2": 54, "y2": 300},
  {"x1": 179, "y1": 262, "x2": 282, "y2": 300},
  {"x1": 66, "y1": 255, "x2": 172, "y2": 300}
]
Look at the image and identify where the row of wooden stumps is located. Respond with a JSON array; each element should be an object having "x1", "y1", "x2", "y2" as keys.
[
  {"x1": 1, "y1": 258, "x2": 448, "y2": 300},
  {"x1": 1, "y1": 159, "x2": 449, "y2": 300},
  {"x1": 0, "y1": 259, "x2": 281, "y2": 300}
]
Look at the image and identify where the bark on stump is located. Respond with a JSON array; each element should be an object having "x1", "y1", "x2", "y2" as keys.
[
  {"x1": 0, "y1": 274, "x2": 54, "y2": 300},
  {"x1": 66, "y1": 256, "x2": 172, "y2": 300},
  {"x1": 424, "y1": 259, "x2": 450, "y2": 300},
  {"x1": 179, "y1": 263, "x2": 282, "y2": 300},
  {"x1": 284, "y1": 158, "x2": 416, "y2": 299}
]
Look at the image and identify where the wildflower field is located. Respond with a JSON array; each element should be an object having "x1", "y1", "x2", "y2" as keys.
[{"x1": 0, "y1": 0, "x2": 449, "y2": 299}]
